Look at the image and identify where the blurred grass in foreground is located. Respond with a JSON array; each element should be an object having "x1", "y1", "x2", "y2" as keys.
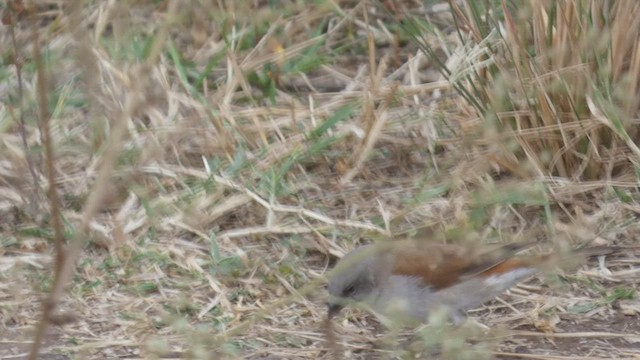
[{"x1": 0, "y1": 0, "x2": 638, "y2": 359}]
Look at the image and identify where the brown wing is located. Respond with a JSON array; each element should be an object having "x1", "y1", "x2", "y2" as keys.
[{"x1": 390, "y1": 240, "x2": 538, "y2": 289}]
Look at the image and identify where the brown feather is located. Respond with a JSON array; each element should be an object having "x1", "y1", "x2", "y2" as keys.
[
  {"x1": 388, "y1": 240, "x2": 627, "y2": 289},
  {"x1": 389, "y1": 240, "x2": 537, "y2": 289}
]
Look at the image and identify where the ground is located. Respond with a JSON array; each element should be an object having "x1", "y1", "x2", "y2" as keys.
[{"x1": 1, "y1": 1, "x2": 640, "y2": 359}]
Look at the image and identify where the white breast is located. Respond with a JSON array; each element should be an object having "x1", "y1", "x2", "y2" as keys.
[{"x1": 369, "y1": 268, "x2": 537, "y2": 324}]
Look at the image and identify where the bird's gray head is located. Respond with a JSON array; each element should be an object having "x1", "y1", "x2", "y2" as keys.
[{"x1": 326, "y1": 244, "x2": 382, "y2": 318}]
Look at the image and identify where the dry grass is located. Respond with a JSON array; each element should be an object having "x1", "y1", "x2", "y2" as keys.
[{"x1": 0, "y1": 0, "x2": 639, "y2": 359}]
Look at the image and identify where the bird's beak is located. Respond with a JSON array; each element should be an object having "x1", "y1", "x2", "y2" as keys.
[{"x1": 327, "y1": 302, "x2": 343, "y2": 319}]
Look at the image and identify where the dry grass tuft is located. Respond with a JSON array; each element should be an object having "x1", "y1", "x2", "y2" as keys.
[
  {"x1": 0, "y1": 0, "x2": 639, "y2": 359},
  {"x1": 408, "y1": 1, "x2": 640, "y2": 184}
]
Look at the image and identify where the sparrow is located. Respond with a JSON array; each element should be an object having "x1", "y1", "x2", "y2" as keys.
[{"x1": 326, "y1": 239, "x2": 612, "y2": 325}]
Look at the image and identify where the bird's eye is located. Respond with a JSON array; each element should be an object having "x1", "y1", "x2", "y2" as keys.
[{"x1": 343, "y1": 284, "x2": 356, "y2": 296}]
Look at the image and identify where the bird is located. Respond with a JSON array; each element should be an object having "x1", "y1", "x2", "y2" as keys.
[{"x1": 326, "y1": 239, "x2": 614, "y2": 326}]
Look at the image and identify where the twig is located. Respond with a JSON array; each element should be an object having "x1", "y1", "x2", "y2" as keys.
[
  {"x1": 27, "y1": 1, "x2": 66, "y2": 357},
  {"x1": 4, "y1": 0, "x2": 44, "y2": 214},
  {"x1": 27, "y1": 2, "x2": 181, "y2": 359}
]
